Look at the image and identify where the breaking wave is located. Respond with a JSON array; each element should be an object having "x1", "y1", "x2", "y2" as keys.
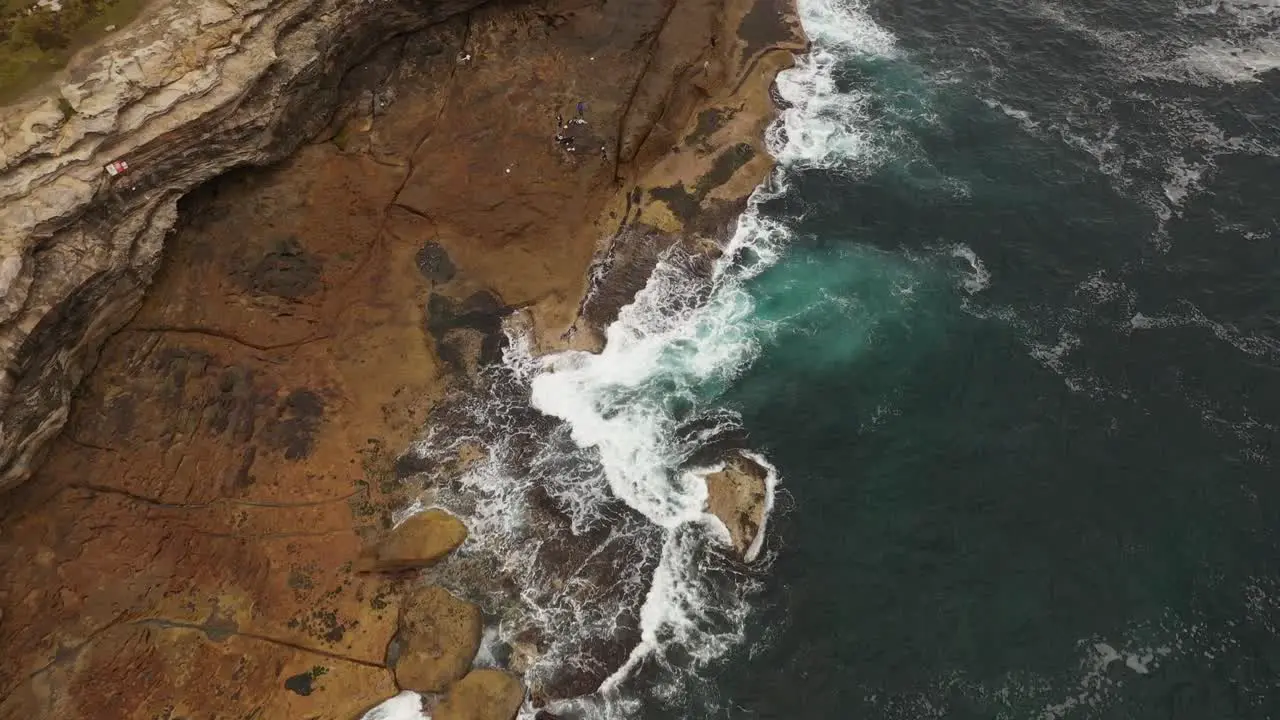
[{"x1": 378, "y1": 0, "x2": 904, "y2": 716}]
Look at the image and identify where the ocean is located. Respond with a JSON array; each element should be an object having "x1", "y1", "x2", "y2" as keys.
[
  {"x1": 365, "y1": 0, "x2": 1280, "y2": 717},
  {"x1": 717, "y1": 0, "x2": 1280, "y2": 716}
]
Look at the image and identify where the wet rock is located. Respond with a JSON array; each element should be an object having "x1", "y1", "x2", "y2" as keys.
[
  {"x1": 0, "y1": 0, "x2": 810, "y2": 715},
  {"x1": 649, "y1": 143, "x2": 756, "y2": 225},
  {"x1": 704, "y1": 452, "x2": 771, "y2": 560},
  {"x1": 434, "y1": 669, "x2": 524, "y2": 720},
  {"x1": 425, "y1": 291, "x2": 510, "y2": 372},
  {"x1": 393, "y1": 586, "x2": 482, "y2": 692},
  {"x1": 356, "y1": 509, "x2": 468, "y2": 572}
]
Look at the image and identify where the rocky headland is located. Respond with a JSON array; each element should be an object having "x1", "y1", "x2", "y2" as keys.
[{"x1": 0, "y1": 0, "x2": 805, "y2": 715}]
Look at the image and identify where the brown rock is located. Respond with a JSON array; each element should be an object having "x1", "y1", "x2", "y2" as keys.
[
  {"x1": 704, "y1": 452, "x2": 772, "y2": 560},
  {"x1": 394, "y1": 586, "x2": 482, "y2": 693},
  {"x1": 357, "y1": 509, "x2": 468, "y2": 572},
  {"x1": 434, "y1": 669, "x2": 525, "y2": 720},
  {"x1": 0, "y1": 0, "x2": 808, "y2": 713},
  {"x1": 0, "y1": 0, "x2": 491, "y2": 496}
]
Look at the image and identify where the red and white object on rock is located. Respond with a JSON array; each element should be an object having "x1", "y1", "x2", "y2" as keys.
[{"x1": 103, "y1": 160, "x2": 129, "y2": 176}]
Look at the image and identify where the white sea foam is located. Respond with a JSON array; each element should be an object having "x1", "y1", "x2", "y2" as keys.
[
  {"x1": 981, "y1": 98, "x2": 1038, "y2": 130},
  {"x1": 1176, "y1": 37, "x2": 1280, "y2": 83},
  {"x1": 1127, "y1": 300, "x2": 1280, "y2": 360},
  {"x1": 738, "y1": 451, "x2": 780, "y2": 562},
  {"x1": 529, "y1": 253, "x2": 757, "y2": 530},
  {"x1": 1173, "y1": 0, "x2": 1280, "y2": 83},
  {"x1": 392, "y1": 0, "x2": 905, "y2": 715},
  {"x1": 359, "y1": 692, "x2": 429, "y2": 720},
  {"x1": 982, "y1": 0, "x2": 1280, "y2": 255},
  {"x1": 948, "y1": 243, "x2": 990, "y2": 294},
  {"x1": 854, "y1": 609, "x2": 1264, "y2": 719},
  {"x1": 770, "y1": 0, "x2": 899, "y2": 171}
]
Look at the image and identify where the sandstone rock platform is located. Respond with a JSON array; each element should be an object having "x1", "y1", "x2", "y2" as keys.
[{"x1": 0, "y1": 0, "x2": 805, "y2": 714}]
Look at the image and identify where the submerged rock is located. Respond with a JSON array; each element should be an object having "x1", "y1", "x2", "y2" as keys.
[
  {"x1": 704, "y1": 452, "x2": 771, "y2": 560},
  {"x1": 356, "y1": 509, "x2": 468, "y2": 572},
  {"x1": 394, "y1": 586, "x2": 483, "y2": 692},
  {"x1": 434, "y1": 669, "x2": 524, "y2": 720}
]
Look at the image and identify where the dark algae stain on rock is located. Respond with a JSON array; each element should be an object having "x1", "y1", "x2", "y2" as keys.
[
  {"x1": 650, "y1": 143, "x2": 757, "y2": 224},
  {"x1": 208, "y1": 365, "x2": 260, "y2": 443},
  {"x1": 649, "y1": 183, "x2": 702, "y2": 225},
  {"x1": 425, "y1": 291, "x2": 510, "y2": 370},
  {"x1": 686, "y1": 106, "x2": 738, "y2": 150},
  {"x1": 269, "y1": 388, "x2": 324, "y2": 460},
  {"x1": 704, "y1": 143, "x2": 756, "y2": 187},
  {"x1": 233, "y1": 444, "x2": 258, "y2": 489},
  {"x1": 247, "y1": 237, "x2": 321, "y2": 299},
  {"x1": 738, "y1": 0, "x2": 799, "y2": 58}
]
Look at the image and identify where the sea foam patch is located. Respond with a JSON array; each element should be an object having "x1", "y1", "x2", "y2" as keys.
[{"x1": 359, "y1": 692, "x2": 429, "y2": 720}]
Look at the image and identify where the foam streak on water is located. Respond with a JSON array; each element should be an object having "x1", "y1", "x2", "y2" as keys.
[{"x1": 358, "y1": 692, "x2": 429, "y2": 720}]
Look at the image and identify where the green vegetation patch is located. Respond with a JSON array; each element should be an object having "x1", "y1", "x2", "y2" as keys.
[{"x1": 1, "y1": 0, "x2": 147, "y2": 104}]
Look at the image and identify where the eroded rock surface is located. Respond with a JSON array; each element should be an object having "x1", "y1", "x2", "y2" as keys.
[{"x1": 0, "y1": 0, "x2": 805, "y2": 713}]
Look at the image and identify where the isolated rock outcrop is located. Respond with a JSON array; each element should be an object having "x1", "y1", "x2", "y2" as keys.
[
  {"x1": 393, "y1": 586, "x2": 483, "y2": 692},
  {"x1": 0, "y1": 0, "x2": 489, "y2": 495},
  {"x1": 704, "y1": 452, "x2": 772, "y2": 560},
  {"x1": 357, "y1": 508, "x2": 468, "y2": 572},
  {"x1": 434, "y1": 669, "x2": 525, "y2": 720}
]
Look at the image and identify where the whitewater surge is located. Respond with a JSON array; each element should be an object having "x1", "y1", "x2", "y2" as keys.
[
  {"x1": 525, "y1": 0, "x2": 900, "y2": 705},
  {"x1": 383, "y1": 0, "x2": 904, "y2": 715}
]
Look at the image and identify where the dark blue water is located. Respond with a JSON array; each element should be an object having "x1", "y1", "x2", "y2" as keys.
[{"x1": 711, "y1": 0, "x2": 1280, "y2": 716}]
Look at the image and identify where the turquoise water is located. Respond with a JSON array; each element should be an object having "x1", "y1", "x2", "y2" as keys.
[{"x1": 706, "y1": 0, "x2": 1280, "y2": 716}]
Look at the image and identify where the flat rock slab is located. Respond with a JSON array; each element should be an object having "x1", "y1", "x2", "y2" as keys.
[
  {"x1": 393, "y1": 586, "x2": 483, "y2": 693},
  {"x1": 357, "y1": 508, "x2": 468, "y2": 572},
  {"x1": 434, "y1": 669, "x2": 525, "y2": 720}
]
